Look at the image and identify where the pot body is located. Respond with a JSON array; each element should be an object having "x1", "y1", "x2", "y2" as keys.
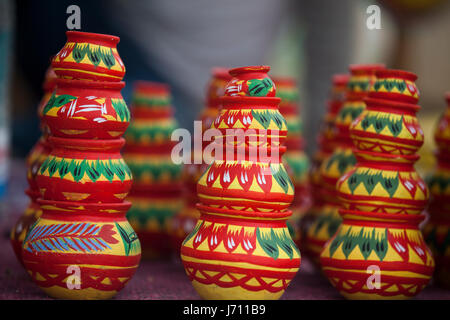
[
  {"x1": 337, "y1": 151, "x2": 428, "y2": 214},
  {"x1": 43, "y1": 79, "x2": 129, "y2": 139},
  {"x1": 52, "y1": 31, "x2": 125, "y2": 81},
  {"x1": 320, "y1": 210, "x2": 434, "y2": 299},
  {"x1": 350, "y1": 98, "x2": 424, "y2": 155},
  {"x1": 22, "y1": 200, "x2": 141, "y2": 300},
  {"x1": 181, "y1": 207, "x2": 300, "y2": 300},
  {"x1": 36, "y1": 137, "x2": 132, "y2": 203}
]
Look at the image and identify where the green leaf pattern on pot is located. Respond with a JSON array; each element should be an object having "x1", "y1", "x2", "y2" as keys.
[
  {"x1": 325, "y1": 151, "x2": 356, "y2": 176},
  {"x1": 111, "y1": 98, "x2": 130, "y2": 122},
  {"x1": 373, "y1": 79, "x2": 407, "y2": 93},
  {"x1": 337, "y1": 103, "x2": 365, "y2": 124},
  {"x1": 347, "y1": 169, "x2": 399, "y2": 198},
  {"x1": 251, "y1": 109, "x2": 286, "y2": 130},
  {"x1": 43, "y1": 92, "x2": 77, "y2": 115},
  {"x1": 248, "y1": 78, "x2": 274, "y2": 97},
  {"x1": 360, "y1": 113, "x2": 403, "y2": 137},
  {"x1": 115, "y1": 222, "x2": 140, "y2": 256},
  {"x1": 271, "y1": 164, "x2": 294, "y2": 194},
  {"x1": 329, "y1": 226, "x2": 388, "y2": 261},
  {"x1": 39, "y1": 156, "x2": 132, "y2": 183},
  {"x1": 125, "y1": 122, "x2": 177, "y2": 142},
  {"x1": 256, "y1": 227, "x2": 299, "y2": 260}
]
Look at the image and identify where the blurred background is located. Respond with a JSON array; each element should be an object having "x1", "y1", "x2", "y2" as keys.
[{"x1": 1, "y1": 0, "x2": 450, "y2": 202}]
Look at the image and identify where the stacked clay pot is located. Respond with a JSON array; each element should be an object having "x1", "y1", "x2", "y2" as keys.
[
  {"x1": 180, "y1": 66, "x2": 300, "y2": 300},
  {"x1": 424, "y1": 93, "x2": 450, "y2": 289},
  {"x1": 320, "y1": 69, "x2": 435, "y2": 299},
  {"x1": 22, "y1": 31, "x2": 141, "y2": 300},
  {"x1": 301, "y1": 74, "x2": 348, "y2": 260},
  {"x1": 305, "y1": 65, "x2": 385, "y2": 264},
  {"x1": 123, "y1": 81, "x2": 183, "y2": 258},
  {"x1": 169, "y1": 68, "x2": 231, "y2": 253},
  {"x1": 273, "y1": 77, "x2": 310, "y2": 247},
  {"x1": 10, "y1": 66, "x2": 56, "y2": 266}
]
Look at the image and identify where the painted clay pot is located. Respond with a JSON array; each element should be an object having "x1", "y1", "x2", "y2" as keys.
[
  {"x1": 368, "y1": 69, "x2": 419, "y2": 104},
  {"x1": 43, "y1": 79, "x2": 130, "y2": 140},
  {"x1": 224, "y1": 66, "x2": 276, "y2": 97},
  {"x1": 337, "y1": 150, "x2": 428, "y2": 215},
  {"x1": 304, "y1": 64, "x2": 384, "y2": 263},
  {"x1": 22, "y1": 200, "x2": 141, "y2": 300},
  {"x1": 36, "y1": 137, "x2": 132, "y2": 203},
  {"x1": 52, "y1": 31, "x2": 125, "y2": 82},
  {"x1": 321, "y1": 68, "x2": 434, "y2": 300},
  {"x1": 320, "y1": 210, "x2": 434, "y2": 299},
  {"x1": 182, "y1": 65, "x2": 300, "y2": 299},
  {"x1": 10, "y1": 190, "x2": 43, "y2": 266},
  {"x1": 181, "y1": 205, "x2": 300, "y2": 300}
]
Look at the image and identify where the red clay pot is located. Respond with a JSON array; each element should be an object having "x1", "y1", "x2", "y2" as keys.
[
  {"x1": 52, "y1": 31, "x2": 125, "y2": 82},
  {"x1": 43, "y1": 79, "x2": 129, "y2": 139}
]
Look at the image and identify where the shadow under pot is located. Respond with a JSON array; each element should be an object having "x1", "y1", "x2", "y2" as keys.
[
  {"x1": 43, "y1": 79, "x2": 130, "y2": 139},
  {"x1": 52, "y1": 31, "x2": 125, "y2": 82},
  {"x1": 22, "y1": 200, "x2": 141, "y2": 300},
  {"x1": 36, "y1": 136, "x2": 132, "y2": 203}
]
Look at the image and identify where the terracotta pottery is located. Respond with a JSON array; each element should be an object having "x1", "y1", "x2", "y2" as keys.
[
  {"x1": 36, "y1": 137, "x2": 132, "y2": 203},
  {"x1": 43, "y1": 79, "x2": 130, "y2": 139},
  {"x1": 181, "y1": 66, "x2": 300, "y2": 300},
  {"x1": 22, "y1": 200, "x2": 141, "y2": 300},
  {"x1": 273, "y1": 77, "x2": 310, "y2": 247},
  {"x1": 320, "y1": 68, "x2": 434, "y2": 300},
  {"x1": 123, "y1": 81, "x2": 182, "y2": 258},
  {"x1": 52, "y1": 31, "x2": 125, "y2": 82},
  {"x1": 305, "y1": 64, "x2": 384, "y2": 264},
  {"x1": 170, "y1": 68, "x2": 231, "y2": 253},
  {"x1": 320, "y1": 210, "x2": 434, "y2": 299},
  {"x1": 224, "y1": 66, "x2": 276, "y2": 97},
  {"x1": 10, "y1": 190, "x2": 43, "y2": 266},
  {"x1": 423, "y1": 93, "x2": 450, "y2": 288},
  {"x1": 301, "y1": 74, "x2": 349, "y2": 259}
]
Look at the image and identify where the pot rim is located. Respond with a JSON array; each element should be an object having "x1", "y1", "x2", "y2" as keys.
[
  {"x1": 229, "y1": 65, "x2": 271, "y2": 77},
  {"x1": 354, "y1": 149, "x2": 420, "y2": 162},
  {"x1": 66, "y1": 30, "x2": 120, "y2": 45},
  {"x1": 375, "y1": 69, "x2": 417, "y2": 81},
  {"x1": 56, "y1": 78, "x2": 125, "y2": 90}
]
